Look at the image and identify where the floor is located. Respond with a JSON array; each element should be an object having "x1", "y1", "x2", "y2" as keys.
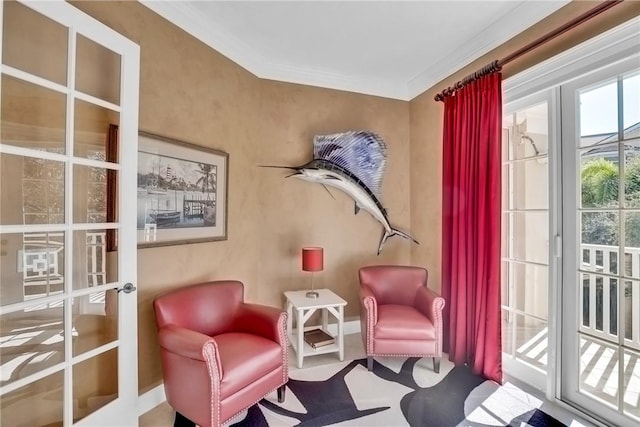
[
  {"x1": 140, "y1": 333, "x2": 368, "y2": 426},
  {"x1": 139, "y1": 333, "x2": 597, "y2": 427}
]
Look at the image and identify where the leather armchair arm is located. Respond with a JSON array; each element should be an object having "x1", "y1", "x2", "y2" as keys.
[
  {"x1": 158, "y1": 324, "x2": 218, "y2": 362},
  {"x1": 360, "y1": 287, "x2": 378, "y2": 325},
  {"x1": 234, "y1": 303, "x2": 288, "y2": 345},
  {"x1": 414, "y1": 286, "x2": 445, "y2": 324}
]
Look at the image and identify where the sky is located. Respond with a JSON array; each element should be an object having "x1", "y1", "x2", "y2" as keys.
[{"x1": 580, "y1": 72, "x2": 640, "y2": 137}]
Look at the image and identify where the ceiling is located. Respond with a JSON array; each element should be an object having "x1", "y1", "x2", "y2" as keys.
[{"x1": 140, "y1": 1, "x2": 571, "y2": 101}]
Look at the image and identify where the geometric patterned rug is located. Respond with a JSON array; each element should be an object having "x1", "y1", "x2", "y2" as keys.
[{"x1": 230, "y1": 357, "x2": 573, "y2": 426}]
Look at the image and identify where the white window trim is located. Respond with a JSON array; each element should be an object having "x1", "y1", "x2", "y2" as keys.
[{"x1": 504, "y1": 16, "x2": 640, "y2": 104}]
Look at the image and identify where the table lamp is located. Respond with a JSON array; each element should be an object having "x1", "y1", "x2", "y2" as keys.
[{"x1": 302, "y1": 247, "x2": 323, "y2": 298}]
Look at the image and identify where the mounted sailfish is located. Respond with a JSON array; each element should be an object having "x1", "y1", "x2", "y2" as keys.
[{"x1": 266, "y1": 131, "x2": 419, "y2": 255}]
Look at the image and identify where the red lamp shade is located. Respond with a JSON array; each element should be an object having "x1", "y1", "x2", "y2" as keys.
[{"x1": 302, "y1": 247, "x2": 324, "y2": 272}]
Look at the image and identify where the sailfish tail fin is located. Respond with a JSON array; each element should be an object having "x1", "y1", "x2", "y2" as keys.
[{"x1": 377, "y1": 227, "x2": 420, "y2": 256}]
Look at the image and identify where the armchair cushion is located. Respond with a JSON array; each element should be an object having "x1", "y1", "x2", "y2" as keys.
[
  {"x1": 376, "y1": 305, "x2": 435, "y2": 340},
  {"x1": 216, "y1": 332, "x2": 283, "y2": 397}
]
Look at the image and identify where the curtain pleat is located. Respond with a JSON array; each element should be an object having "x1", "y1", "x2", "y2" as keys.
[{"x1": 441, "y1": 73, "x2": 503, "y2": 383}]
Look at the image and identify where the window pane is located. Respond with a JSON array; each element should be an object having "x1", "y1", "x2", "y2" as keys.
[
  {"x1": 513, "y1": 263, "x2": 548, "y2": 316},
  {"x1": 0, "y1": 154, "x2": 65, "y2": 225},
  {"x1": 74, "y1": 99, "x2": 119, "y2": 161},
  {"x1": 580, "y1": 145, "x2": 619, "y2": 209},
  {"x1": 581, "y1": 273, "x2": 619, "y2": 337},
  {"x1": 579, "y1": 79, "x2": 618, "y2": 146},
  {"x1": 73, "y1": 165, "x2": 117, "y2": 224},
  {"x1": 0, "y1": 371, "x2": 63, "y2": 427},
  {"x1": 623, "y1": 72, "x2": 640, "y2": 137},
  {"x1": 0, "y1": 302, "x2": 65, "y2": 387},
  {"x1": 75, "y1": 34, "x2": 121, "y2": 105},
  {"x1": 581, "y1": 211, "x2": 619, "y2": 247},
  {"x1": 2, "y1": 1, "x2": 67, "y2": 85},
  {"x1": 625, "y1": 142, "x2": 640, "y2": 208},
  {"x1": 579, "y1": 335, "x2": 619, "y2": 409},
  {"x1": 515, "y1": 314, "x2": 547, "y2": 371},
  {"x1": 0, "y1": 232, "x2": 66, "y2": 306},
  {"x1": 510, "y1": 212, "x2": 548, "y2": 264},
  {"x1": 72, "y1": 291, "x2": 117, "y2": 356},
  {"x1": 1, "y1": 75, "x2": 66, "y2": 154},
  {"x1": 623, "y1": 349, "x2": 640, "y2": 418},
  {"x1": 72, "y1": 230, "x2": 118, "y2": 291},
  {"x1": 625, "y1": 213, "x2": 640, "y2": 280},
  {"x1": 73, "y1": 348, "x2": 118, "y2": 423},
  {"x1": 507, "y1": 103, "x2": 548, "y2": 160},
  {"x1": 511, "y1": 159, "x2": 548, "y2": 210}
]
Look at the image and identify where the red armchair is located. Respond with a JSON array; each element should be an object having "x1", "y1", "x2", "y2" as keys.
[
  {"x1": 153, "y1": 280, "x2": 288, "y2": 427},
  {"x1": 359, "y1": 265, "x2": 445, "y2": 373}
]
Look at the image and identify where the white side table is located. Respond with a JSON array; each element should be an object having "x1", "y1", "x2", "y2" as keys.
[{"x1": 284, "y1": 289, "x2": 347, "y2": 368}]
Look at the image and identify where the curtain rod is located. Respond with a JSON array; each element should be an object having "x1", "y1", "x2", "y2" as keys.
[{"x1": 434, "y1": 0, "x2": 623, "y2": 102}]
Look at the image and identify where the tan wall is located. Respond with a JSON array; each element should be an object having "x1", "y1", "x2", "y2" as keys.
[
  {"x1": 71, "y1": 1, "x2": 411, "y2": 393},
  {"x1": 409, "y1": 0, "x2": 640, "y2": 294}
]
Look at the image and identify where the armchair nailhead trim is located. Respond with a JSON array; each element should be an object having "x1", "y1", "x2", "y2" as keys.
[{"x1": 203, "y1": 341, "x2": 221, "y2": 427}]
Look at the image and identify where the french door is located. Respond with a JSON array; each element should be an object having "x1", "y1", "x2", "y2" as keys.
[
  {"x1": 0, "y1": 1, "x2": 140, "y2": 426},
  {"x1": 502, "y1": 90, "x2": 558, "y2": 393},
  {"x1": 561, "y1": 57, "x2": 640, "y2": 426}
]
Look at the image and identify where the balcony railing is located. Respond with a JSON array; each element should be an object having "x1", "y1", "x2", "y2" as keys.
[{"x1": 581, "y1": 244, "x2": 640, "y2": 351}]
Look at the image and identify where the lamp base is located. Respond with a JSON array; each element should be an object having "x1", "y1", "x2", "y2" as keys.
[{"x1": 306, "y1": 290, "x2": 319, "y2": 299}]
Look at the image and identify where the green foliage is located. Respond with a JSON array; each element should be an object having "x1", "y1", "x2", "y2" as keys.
[
  {"x1": 581, "y1": 158, "x2": 618, "y2": 207},
  {"x1": 581, "y1": 155, "x2": 640, "y2": 247}
]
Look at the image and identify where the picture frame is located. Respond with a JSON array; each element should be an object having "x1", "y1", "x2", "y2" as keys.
[{"x1": 137, "y1": 131, "x2": 228, "y2": 248}]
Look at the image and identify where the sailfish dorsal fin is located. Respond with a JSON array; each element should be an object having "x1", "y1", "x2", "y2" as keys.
[{"x1": 312, "y1": 131, "x2": 387, "y2": 198}]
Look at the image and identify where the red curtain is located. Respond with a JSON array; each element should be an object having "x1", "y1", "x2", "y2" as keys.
[{"x1": 441, "y1": 72, "x2": 503, "y2": 383}]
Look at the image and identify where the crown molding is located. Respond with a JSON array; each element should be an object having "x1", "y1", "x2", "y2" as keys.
[
  {"x1": 141, "y1": 0, "x2": 568, "y2": 101},
  {"x1": 406, "y1": 0, "x2": 570, "y2": 100}
]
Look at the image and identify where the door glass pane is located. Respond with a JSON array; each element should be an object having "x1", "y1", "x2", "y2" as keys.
[
  {"x1": 0, "y1": 371, "x2": 63, "y2": 427},
  {"x1": 582, "y1": 211, "x2": 619, "y2": 248},
  {"x1": 623, "y1": 349, "x2": 640, "y2": 418},
  {"x1": 2, "y1": 1, "x2": 67, "y2": 85},
  {"x1": 513, "y1": 263, "x2": 548, "y2": 315},
  {"x1": 509, "y1": 103, "x2": 548, "y2": 160},
  {"x1": 0, "y1": 232, "x2": 66, "y2": 305},
  {"x1": 72, "y1": 230, "x2": 118, "y2": 291},
  {"x1": 580, "y1": 336, "x2": 619, "y2": 409},
  {"x1": 624, "y1": 142, "x2": 640, "y2": 208},
  {"x1": 580, "y1": 145, "x2": 620, "y2": 209},
  {"x1": 511, "y1": 159, "x2": 548, "y2": 209},
  {"x1": 511, "y1": 211, "x2": 548, "y2": 264},
  {"x1": 73, "y1": 348, "x2": 118, "y2": 422},
  {"x1": 74, "y1": 99, "x2": 119, "y2": 160},
  {"x1": 623, "y1": 280, "x2": 639, "y2": 344},
  {"x1": 73, "y1": 165, "x2": 117, "y2": 224},
  {"x1": 0, "y1": 154, "x2": 65, "y2": 225},
  {"x1": 515, "y1": 314, "x2": 547, "y2": 371},
  {"x1": 579, "y1": 79, "x2": 619, "y2": 146},
  {"x1": 75, "y1": 34, "x2": 121, "y2": 105},
  {"x1": 1, "y1": 75, "x2": 66, "y2": 153},
  {"x1": 502, "y1": 309, "x2": 514, "y2": 355},
  {"x1": 625, "y1": 213, "x2": 640, "y2": 280},
  {"x1": 581, "y1": 273, "x2": 619, "y2": 337},
  {"x1": 72, "y1": 290, "x2": 117, "y2": 356},
  {"x1": 0, "y1": 302, "x2": 65, "y2": 387},
  {"x1": 623, "y1": 73, "x2": 640, "y2": 138}
]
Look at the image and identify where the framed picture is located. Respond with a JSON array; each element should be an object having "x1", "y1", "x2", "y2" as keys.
[{"x1": 137, "y1": 131, "x2": 228, "y2": 248}]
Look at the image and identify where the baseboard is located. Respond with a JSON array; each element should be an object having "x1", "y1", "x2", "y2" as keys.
[
  {"x1": 138, "y1": 384, "x2": 166, "y2": 416},
  {"x1": 137, "y1": 320, "x2": 361, "y2": 417},
  {"x1": 327, "y1": 318, "x2": 361, "y2": 336}
]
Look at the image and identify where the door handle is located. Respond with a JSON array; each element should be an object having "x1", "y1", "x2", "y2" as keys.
[{"x1": 117, "y1": 283, "x2": 137, "y2": 294}]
